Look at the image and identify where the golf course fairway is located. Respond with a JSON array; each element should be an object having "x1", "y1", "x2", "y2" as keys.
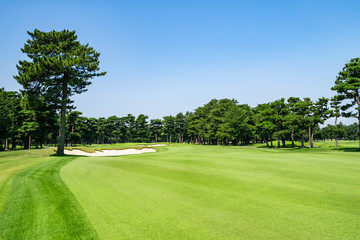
[{"x1": 1, "y1": 144, "x2": 359, "y2": 239}]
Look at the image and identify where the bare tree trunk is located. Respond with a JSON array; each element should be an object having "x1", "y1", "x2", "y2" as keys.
[{"x1": 57, "y1": 81, "x2": 68, "y2": 155}]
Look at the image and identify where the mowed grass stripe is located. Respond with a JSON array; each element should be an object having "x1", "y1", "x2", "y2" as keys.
[
  {"x1": 0, "y1": 156, "x2": 99, "y2": 240},
  {"x1": 0, "y1": 149, "x2": 56, "y2": 213},
  {"x1": 61, "y1": 144, "x2": 360, "y2": 240}
]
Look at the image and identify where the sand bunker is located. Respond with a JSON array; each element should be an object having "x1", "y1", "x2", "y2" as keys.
[{"x1": 64, "y1": 148, "x2": 156, "y2": 156}]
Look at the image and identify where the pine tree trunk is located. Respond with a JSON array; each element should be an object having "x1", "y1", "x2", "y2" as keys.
[
  {"x1": 291, "y1": 129, "x2": 295, "y2": 148},
  {"x1": 311, "y1": 131, "x2": 314, "y2": 147},
  {"x1": 110, "y1": 129, "x2": 112, "y2": 144},
  {"x1": 70, "y1": 123, "x2": 74, "y2": 147},
  {"x1": 57, "y1": 81, "x2": 68, "y2": 155},
  {"x1": 12, "y1": 139, "x2": 16, "y2": 150},
  {"x1": 155, "y1": 132, "x2": 157, "y2": 142},
  {"x1": 335, "y1": 116, "x2": 338, "y2": 148},
  {"x1": 5, "y1": 138, "x2": 8, "y2": 150},
  {"x1": 277, "y1": 137, "x2": 280, "y2": 148},
  {"x1": 308, "y1": 126, "x2": 312, "y2": 148},
  {"x1": 358, "y1": 115, "x2": 360, "y2": 149},
  {"x1": 28, "y1": 135, "x2": 31, "y2": 150},
  {"x1": 301, "y1": 134, "x2": 304, "y2": 148},
  {"x1": 356, "y1": 97, "x2": 360, "y2": 148}
]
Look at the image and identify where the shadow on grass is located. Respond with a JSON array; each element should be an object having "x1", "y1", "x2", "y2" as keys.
[
  {"x1": 49, "y1": 153, "x2": 89, "y2": 157},
  {"x1": 255, "y1": 145, "x2": 303, "y2": 150},
  {"x1": 258, "y1": 146, "x2": 302, "y2": 149},
  {"x1": 333, "y1": 148, "x2": 360, "y2": 152}
]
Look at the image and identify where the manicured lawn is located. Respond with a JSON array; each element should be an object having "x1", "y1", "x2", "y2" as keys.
[
  {"x1": 247, "y1": 140, "x2": 360, "y2": 149},
  {"x1": 1, "y1": 144, "x2": 360, "y2": 239},
  {"x1": 0, "y1": 149, "x2": 98, "y2": 240},
  {"x1": 61, "y1": 144, "x2": 360, "y2": 239}
]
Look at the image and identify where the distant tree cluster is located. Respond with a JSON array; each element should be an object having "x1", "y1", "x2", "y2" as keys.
[
  {"x1": 317, "y1": 123, "x2": 359, "y2": 141},
  {"x1": 0, "y1": 88, "x2": 57, "y2": 150},
  {"x1": 0, "y1": 91, "x2": 358, "y2": 150},
  {"x1": 1, "y1": 29, "x2": 360, "y2": 151}
]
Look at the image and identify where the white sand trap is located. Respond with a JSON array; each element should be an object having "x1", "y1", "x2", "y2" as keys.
[{"x1": 64, "y1": 148, "x2": 156, "y2": 156}]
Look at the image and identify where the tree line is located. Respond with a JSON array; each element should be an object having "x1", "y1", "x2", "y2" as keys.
[
  {"x1": 1, "y1": 29, "x2": 360, "y2": 153},
  {"x1": 0, "y1": 91, "x2": 358, "y2": 150}
]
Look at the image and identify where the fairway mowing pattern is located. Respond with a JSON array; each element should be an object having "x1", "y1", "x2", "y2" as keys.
[
  {"x1": 0, "y1": 156, "x2": 99, "y2": 240},
  {"x1": 61, "y1": 145, "x2": 360, "y2": 240}
]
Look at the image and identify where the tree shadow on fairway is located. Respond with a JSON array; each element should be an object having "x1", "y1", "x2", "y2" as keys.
[
  {"x1": 332, "y1": 147, "x2": 360, "y2": 152},
  {"x1": 50, "y1": 153, "x2": 90, "y2": 157},
  {"x1": 0, "y1": 156, "x2": 99, "y2": 240}
]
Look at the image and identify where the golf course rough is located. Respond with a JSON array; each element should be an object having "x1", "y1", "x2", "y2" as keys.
[{"x1": 0, "y1": 144, "x2": 360, "y2": 240}]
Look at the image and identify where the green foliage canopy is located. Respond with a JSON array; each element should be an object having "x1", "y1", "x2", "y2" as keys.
[{"x1": 14, "y1": 29, "x2": 106, "y2": 154}]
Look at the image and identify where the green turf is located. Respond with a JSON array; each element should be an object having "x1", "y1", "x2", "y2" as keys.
[
  {"x1": 1, "y1": 144, "x2": 360, "y2": 239},
  {"x1": 247, "y1": 140, "x2": 360, "y2": 149},
  {"x1": 0, "y1": 150, "x2": 99, "y2": 240},
  {"x1": 0, "y1": 149, "x2": 56, "y2": 212},
  {"x1": 60, "y1": 144, "x2": 360, "y2": 239}
]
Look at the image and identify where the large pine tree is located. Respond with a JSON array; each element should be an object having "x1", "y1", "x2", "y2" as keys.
[
  {"x1": 332, "y1": 58, "x2": 360, "y2": 148},
  {"x1": 15, "y1": 29, "x2": 106, "y2": 154}
]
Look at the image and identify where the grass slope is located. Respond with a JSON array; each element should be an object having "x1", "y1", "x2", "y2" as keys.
[
  {"x1": 0, "y1": 149, "x2": 55, "y2": 212},
  {"x1": 61, "y1": 144, "x2": 360, "y2": 240},
  {"x1": 0, "y1": 151, "x2": 99, "y2": 240}
]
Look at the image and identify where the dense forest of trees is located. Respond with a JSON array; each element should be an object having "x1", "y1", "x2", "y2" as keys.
[{"x1": 0, "y1": 89, "x2": 358, "y2": 150}]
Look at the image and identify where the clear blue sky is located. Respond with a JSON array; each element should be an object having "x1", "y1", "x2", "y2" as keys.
[{"x1": 1, "y1": 0, "x2": 360, "y2": 124}]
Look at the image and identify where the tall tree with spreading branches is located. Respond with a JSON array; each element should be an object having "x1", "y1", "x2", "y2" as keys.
[
  {"x1": 14, "y1": 29, "x2": 106, "y2": 154},
  {"x1": 332, "y1": 58, "x2": 360, "y2": 148}
]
